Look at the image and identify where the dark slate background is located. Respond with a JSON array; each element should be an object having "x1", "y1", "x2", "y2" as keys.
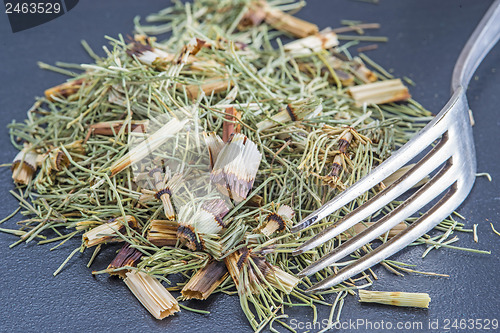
[{"x1": 0, "y1": 1, "x2": 499, "y2": 332}]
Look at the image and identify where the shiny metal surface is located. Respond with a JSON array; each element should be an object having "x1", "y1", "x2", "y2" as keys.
[{"x1": 292, "y1": 0, "x2": 500, "y2": 292}]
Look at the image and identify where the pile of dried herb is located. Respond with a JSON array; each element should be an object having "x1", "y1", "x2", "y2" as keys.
[{"x1": 2, "y1": 0, "x2": 489, "y2": 331}]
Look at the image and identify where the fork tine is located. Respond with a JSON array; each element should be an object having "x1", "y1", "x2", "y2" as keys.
[
  {"x1": 293, "y1": 134, "x2": 452, "y2": 256},
  {"x1": 291, "y1": 114, "x2": 450, "y2": 232},
  {"x1": 305, "y1": 181, "x2": 464, "y2": 292},
  {"x1": 298, "y1": 160, "x2": 456, "y2": 278}
]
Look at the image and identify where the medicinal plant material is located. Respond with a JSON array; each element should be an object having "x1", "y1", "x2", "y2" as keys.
[{"x1": 2, "y1": 0, "x2": 483, "y2": 331}]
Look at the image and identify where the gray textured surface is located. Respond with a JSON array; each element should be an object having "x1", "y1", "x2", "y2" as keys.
[{"x1": 0, "y1": 1, "x2": 499, "y2": 332}]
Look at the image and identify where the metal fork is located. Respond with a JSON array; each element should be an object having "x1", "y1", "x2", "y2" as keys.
[{"x1": 291, "y1": 0, "x2": 500, "y2": 292}]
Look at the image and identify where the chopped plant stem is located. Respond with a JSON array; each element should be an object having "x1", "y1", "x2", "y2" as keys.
[
  {"x1": 337, "y1": 35, "x2": 388, "y2": 42},
  {"x1": 53, "y1": 246, "x2": 83, "y2": 276},
  {"x1": 476, "y1": 172, "x2": 492, "y2": 181},
  {"x1": 491, "y1": 223, "x2": 500, "y2": 237},
  {"x1": 124, "y1": 270, "x2": 180, "y2": 319},
  {"x1": 332, "y1": 23, "x2": 380, "y2": 34},
  {"x1": 358, "y1": 290, "x2": 431, "y2": 308},
  {"x1": 178, "y1": 303, "x2": 210, "y2": 314}
]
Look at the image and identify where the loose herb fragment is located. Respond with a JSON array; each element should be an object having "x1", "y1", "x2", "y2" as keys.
[
  {"x1": 82, "y1": 215, "x2": 138, "y2": 247},
  {"x1": 107, "y1": 243, "x2": 143, "y2": 278},
  {"x1": 44, "y1": 78, "x2": 85, "y2": 101},
  {"x1": 109, "y1": 118, "x2": 188, "y2": 176},
  {"x1": 358, "y1": 290, "x2": 431, "y2": 309},
  {"x1": 181, "y1": 260, "x2": 229, "y2": 300},
  {"x1": 147, "y1": 220, "x2": 179, "y2": 246},
  {"x1": 491, "y1": 223, "x2": 500, "y2": 237},
  {"x1": 347, "y1": 78, "x2": 411, "y2": 106},
  {"x1": 124, "y1": 270, "x2": 180, "y2": 319},
  {"x1": 260, "y1": 204, "x2": 295, "y2": 236},
  {"x1": 11, "y1": 146, "x2": 38, "y2": 185}
]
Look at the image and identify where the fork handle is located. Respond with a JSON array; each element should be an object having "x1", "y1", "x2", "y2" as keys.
[{"x1": 452, "y1": 0, "x2": 500, "y2": 92}]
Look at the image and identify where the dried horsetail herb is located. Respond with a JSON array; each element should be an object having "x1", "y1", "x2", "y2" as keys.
[
  {"x1": 147, "y1": 219, "x2": 179, "y2": 246},
  {"x1": 238, "y1": 0, "x2": 319, "y2": 38},
  {"x1": 109, "y1": 118, "x2": 188, "y2": 176},
  {"x1": 259, "y1": 204, "x2": 295, "y2": 236},
  {"x1": 124, "y1": 270, "x2": 180, "y2": 319},
  {"x1": 358, "y1": 290, "x2": 431, "y2": 309},
  {"x1": 283, "y1": 29, "x2": 339, "y2": 56},
  {"x1": 256, "y1": 97, "x2": 322, "y2": 132},
  {"x1": 347, "y1": 78, "x2": 411, "y2": 106},
  {"x1": 44, "y1": 78, "x2": 85, "y2": 102},
  {"x1": 2, "y1": 0, "x2": 484, "y2": 331},
  {"x1": 491, "y1": 223, "x2": 500, "y2": 237},
  {"x1": 82, "y1": 215, "x2": 138, "y2": 247},
  {"x1": 176, "y1": 198, "x2": 232, "y2": 255},
  {"x1": 225, "y1": 247, "x2": 300, "y2": 295},
  {"x1": 210, "y1": 133, "x2": 262, "y2": 203},
  {"x1": 181, "y1": 260, "x2": 229, "y2": 300},
  {"x1": 139, "y1": 167, "x2": 184, "y2": 220},
  {"x1": 106, "y1": 243, "x2": 143, "y2": 278},
  {"x1": 11, "y1": 145, "x2": 38, "y2": 185},
  {"x1": 84, "y1": 120, "x2": 148, "y2": 143},
  {"x1": 182, "y1": 76, "x2": 234, "y2": 100},
  {"x1": 222, "y1": 107, "x2": 241, "y2": 142}
]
